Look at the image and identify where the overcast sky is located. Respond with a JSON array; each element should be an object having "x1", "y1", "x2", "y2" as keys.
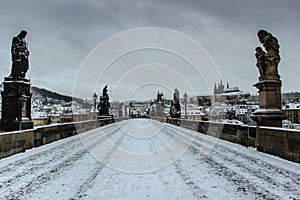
[{"x1": 1, "y1": 0, "x2": 300, "y2": 101}]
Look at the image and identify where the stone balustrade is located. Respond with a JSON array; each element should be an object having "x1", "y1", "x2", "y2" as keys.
[
  {"x1": 152, "y1": 117, "x2": 300, "y2": 163},
  {"x1": 0, "y1": 117, "x2": 123, "y2": 159}
]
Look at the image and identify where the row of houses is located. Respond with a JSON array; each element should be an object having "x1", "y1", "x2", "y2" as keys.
[
  {"x1": 31, "y1": 98, "x2": 93, "y2": 127},
  {"x1": 282, "y1": 102, "x2": 300, "y2": 124},
  {"x1": 31, "y1": 99, "x2": 127, "y2": 127},
  {"x1": 5, "y1": 87, "x2": 300, "y2": 129}
]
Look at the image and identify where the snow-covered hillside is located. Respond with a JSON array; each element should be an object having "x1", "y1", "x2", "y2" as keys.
[{"x1": 0, "y1": 119, "x2": 299, "y2": 199}]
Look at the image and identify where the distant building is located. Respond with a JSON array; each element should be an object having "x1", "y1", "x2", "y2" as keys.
[
  {"x1": 235, "y1": 105, "x2": 256, "y2": 126},
  {"x1": 282, "y1": 120, "x2": 300, "y2": 130},
  {"x1": 48, "y1": 113, "x2": 61, "y2": 124},
  {"x1": 282, "y1": 92, "x2": 300, "y2": 103},
  {"x1": 59, "y1": 104, "x2": 72, "y2": 123},
  {"x1": 214, "y1": 80, "x2": 225, "y2": 95},
  {"x1": 89, "y1": 109, "x2": 99, "y2": 120},
  {"x1": 181, "y1": 108, "x2": 207, "y2": 121},
  {"x1": 32, "y1": 116, "x2": 47, "y2": 127},
  {"x1": 222, "y1": 88, "x2": 251, "y2": 104},
  {"x1": 282, "y1": 103, "x2": 300, "y2": 124},
  {"x1": 72, "y1": 112, "x2": 89, "y2": 122},
  {"x1": 129, "y1": 101, "x2": 151, "y2": 118},
  {"x1": 110, "y1": 101, "x2": 124, "y2": 118},
  {"x1": 213, "y1": 80, "x2": 250, "y2": 104},
  {"x1": 208, "y1": 103, "x2": 227, "y2": 121},
  {"x1": 197, "y1": 95, "x2": 212, "y2": 107}
]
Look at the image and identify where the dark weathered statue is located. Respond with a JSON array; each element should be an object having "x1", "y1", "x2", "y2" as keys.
[
  {"x1": 252, "y1": 30, "x2": 285, "y2": 128},
  {"x1": 255, "y1": 47, "x2": 267, "y2": 80},
  {"x1": 169, "y1": 89, "x2": 181, "y2": 118},
  {"x1": 9, "y1": 30, "x2": 30, "y2": 79},
  {"x1": 256, "y1": 30, "x2": 280, "y2": 80},
  {"x1": 157, "y1": 91, "x2": 163, "y2": 103},
  {"x1": 97, "y1": 85, "x2": 110, "y2": 116}
]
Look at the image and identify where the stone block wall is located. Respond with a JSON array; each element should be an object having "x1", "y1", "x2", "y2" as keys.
[
  {"x1": 3, "y1": 117, "x2": 298, "y2": 163},
  {"x1": 257, "y1": 127, "x2": 300, "y2": 163},
  {"x1": 162, "y1": 118, "x2": 257, "y2": 147},
  {"x1": 160, "y1": 118, "x2": 300, "y2": 163},
  {"x1": 0, "y1": 117, "x2": 124, "y2": 159},
  {"x1": 0, "y1": 130, "x2": 35, "y2": 158}
]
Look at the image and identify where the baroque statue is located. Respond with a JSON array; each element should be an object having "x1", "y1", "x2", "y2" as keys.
[
  {"x1": 252, "y1": 29, "x2": 285, "y2": 128},
  {"x1": 97, "y1": 85, "x2": 111, "y2": 116},
  {"x1": 255, "y1": 47, "x2": 267, "y2": 80},
  {"x1": 9, "y1": 30, "x2": 30, "y2": 79},
  {"x1": 157, "y1": 91, "x2": 163, "y2": 103},
  {"x1": 256, "y1": 30, "x2": 280, "y2": 80},
  {"x1": 169, "y1": 89, "x2": 181, "y2": 118}
]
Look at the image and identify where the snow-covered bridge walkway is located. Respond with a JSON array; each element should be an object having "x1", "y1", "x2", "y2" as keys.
[{"x1": 0, "y1": 119, "x2": 299, "y2": 199}]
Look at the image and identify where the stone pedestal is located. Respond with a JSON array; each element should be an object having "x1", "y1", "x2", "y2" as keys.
[
  {"x1": 1, "y1": 77, "x2": 33, "y2": 131},
  {"x1": 251, "y1": 80, "x2": 285, "y2": 127},
  {"x1": 150, "y1": 102, "x2": 165, "y2": 118}
]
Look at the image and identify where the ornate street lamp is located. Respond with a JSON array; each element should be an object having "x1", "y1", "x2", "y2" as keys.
[
  {"x1": 92, "y1": 92, "x2": 97, "y2": 119},
  {"x1": 183, "y1": 92, "x2": 188, "y2": 119}
]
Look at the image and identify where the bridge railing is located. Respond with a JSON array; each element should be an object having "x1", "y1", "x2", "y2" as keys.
[
  {"x1": 151, "y1": 117, "x2": 300, "y2": 163},
  {"x1": 0, "y1": 117, "x2": 127, "y2": 159}
]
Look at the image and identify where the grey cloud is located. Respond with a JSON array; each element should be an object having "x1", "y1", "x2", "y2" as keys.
[{"x1": 0, "y1": 0, "x2": 299, "y2": 99}]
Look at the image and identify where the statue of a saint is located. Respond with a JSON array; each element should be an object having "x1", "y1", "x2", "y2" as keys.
[
  {"x1": 256, "y1": 30, "x2": 280, "y2": 80},
  {"x1": 173, "y1": 89, "x2": 179, "y2": 105},
  {"x1": 9, "y1": 30, "x2": 30, "y2": 79},
  {"x1": 157, "y1": 91, "x2": 163, "y2": 103},
  {"x1": 103, "y1": 85, "x2": 108, "y2": 95},
  {"x1": 97, "y1": 85, "x2": 111, "y2": 116},
  {"x1": 255, "y1": 47, "x2": 267, "y2": 81},
  {"x1": 169, "y1": 89, "x2": 181, "y2": 118}
]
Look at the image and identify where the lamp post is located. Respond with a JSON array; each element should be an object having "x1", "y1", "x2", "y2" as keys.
[
  {"x1": 92, "y1": 92, "x2": 97, "y2": 119},
  {"x1": 183, "y1": 92, "x2": 188, "y2": 119}
]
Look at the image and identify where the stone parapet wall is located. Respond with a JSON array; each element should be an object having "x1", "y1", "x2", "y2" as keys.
[
  {"x1": 0, "y1": 117, "x2": 125, "y2": 159},
  {"x1": 163, "y1": 118, "x2": 257, "y2": 148},
  {"x1": 151, "y1": 117, "x2": 299, "y2": 163},
  {"x1": 257, "y1": 127, "x2": 300, "y2": 163},
  {"x1": 2, "y1": 117, "x2": 299, "y2": 163}
]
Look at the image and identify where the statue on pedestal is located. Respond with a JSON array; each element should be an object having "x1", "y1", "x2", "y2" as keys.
[
  {"x1": 9, "y1": 30, "x2": 30, "y2": 79},
  {"x1": 169, "y1": 89, "x2": 181, "y2": 118},
  {"x1": 97, "y1": 85, "x2": 111, "y2": 116},
  {"x1": 252, "y1": 30, "x2": 285, "y2": 127},
  {"x1": 157, "y1": 91, "x2": 163, "y2": 103},
  {"x1": 256, "y1": 30, "x2": 281, "y2": 80},
  {"x1": 1, "y1": 30, "x2": 33, "y2": 131}
]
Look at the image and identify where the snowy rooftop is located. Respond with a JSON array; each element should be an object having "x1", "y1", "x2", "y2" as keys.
[
  {"x1": 282, "y1": 103, "x2": 300, "y2": 110},
  {"x1": 224, "y1": 86, "x2": 239, "y2": 93}
]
